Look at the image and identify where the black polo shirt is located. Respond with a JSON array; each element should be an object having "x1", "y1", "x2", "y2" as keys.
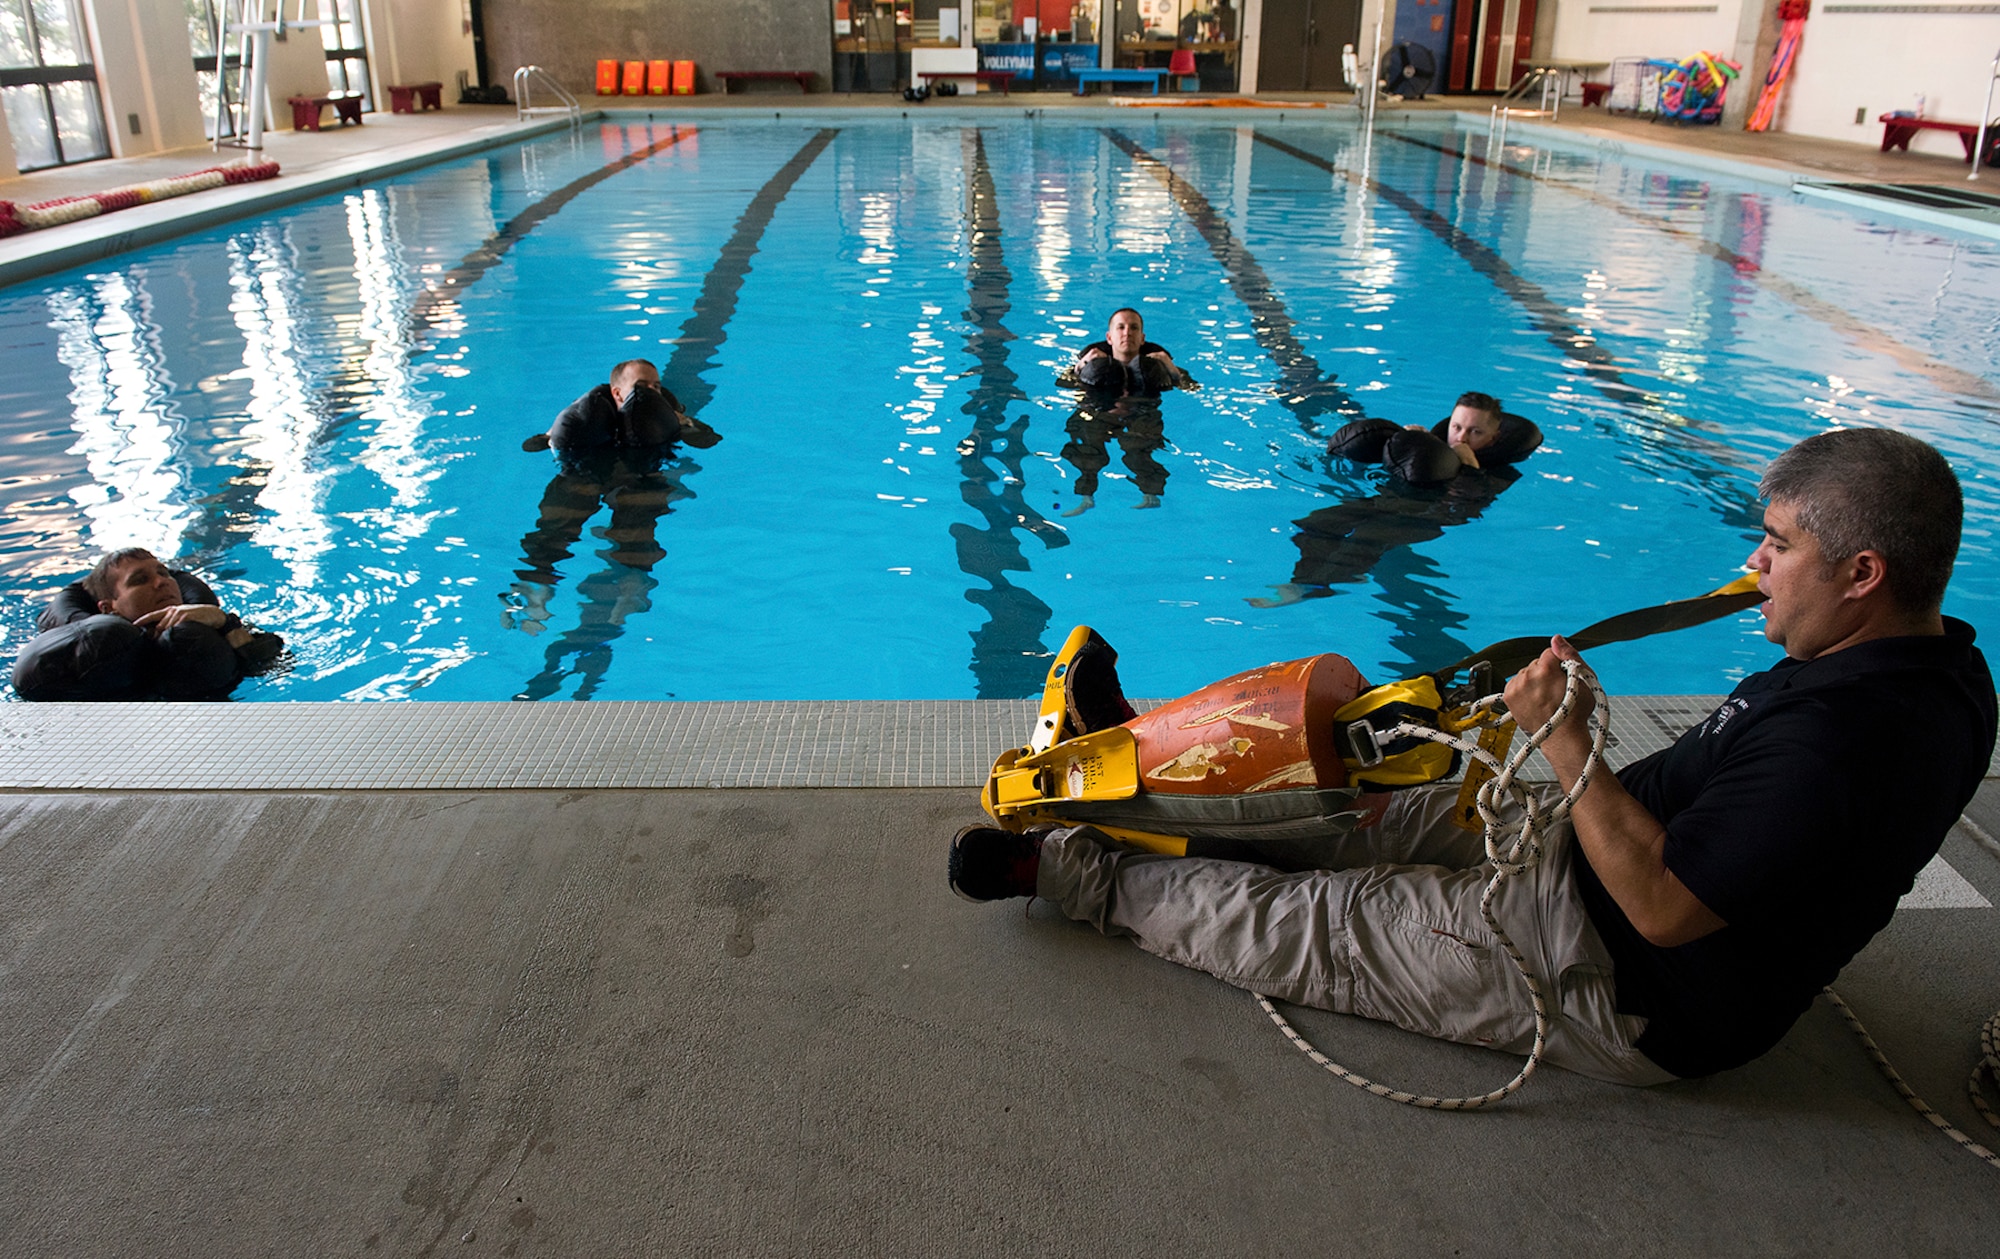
[{"x1": 1577, "y1": 618, "x2": 1996, "y2": 1078}]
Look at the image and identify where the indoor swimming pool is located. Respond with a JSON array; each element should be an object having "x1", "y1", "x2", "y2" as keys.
[{"x1": 0, "y1": 111, "x2": 1994, "y2": 702}]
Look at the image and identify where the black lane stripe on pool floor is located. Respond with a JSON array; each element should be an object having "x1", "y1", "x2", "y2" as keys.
[
  {"x1": 1100, "y1": 128, "x2": 1368, "y2": 438},
  {"x1": 409, "y1": 125, "x2": 698, "y2": 335},
  {"x1": 662, "y1": 128, "x2": 839, "y2": 416},
  {"x1": 1377, "y1": 129, "x2": 2000, "y2": 407},
  {"x1": 954, "y1": 127, "x2": 1064, "y2": 697}
]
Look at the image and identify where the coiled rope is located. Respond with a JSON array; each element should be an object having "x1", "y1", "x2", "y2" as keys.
[
  {"x1": 1257, "y1": 655, "x2": 1607, "y2": 1109},
  {"x1": 1822, "y1": 989, "x2": 2000, "y2": 1170}
]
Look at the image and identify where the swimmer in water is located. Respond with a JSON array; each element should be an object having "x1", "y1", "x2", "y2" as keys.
[
  {"x1": 1073, "y1": 308, "x2": 1197, "y2": 397},
  {"x1": 524, "y1": 360, "x2": 720, "y2": 454},
  {"x1": 1407, "y1": 391, "x2": 1503, "y2": 470}
]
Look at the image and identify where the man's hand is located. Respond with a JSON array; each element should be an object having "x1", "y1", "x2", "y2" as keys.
[
  {"x1": 1503, "y1": 634, "x2": 1595, "y2": 760},
  {"x1": 132, "y1": 604, "x2": 227, "y2": 633}
]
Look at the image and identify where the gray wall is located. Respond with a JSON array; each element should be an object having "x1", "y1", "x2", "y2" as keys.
[{"x1": 483, "y1": 0, "x2": 834, "y2": 96}]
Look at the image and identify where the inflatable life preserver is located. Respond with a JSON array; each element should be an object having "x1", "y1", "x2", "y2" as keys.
[
  {"x1": 1061, "y1": 341, "x2": 1198, "y2": 396},
  {"x1": 981, "y1": 627, "x2": 1480, "y2": 867},
  {"x1": 526, "y1": 382, "x2": 718, "y2": 455},
  {"x1": 1326, "y1": 413, "x2": 1543, "y2": 487},
  {"x1": 11, "y1": 570, "x2": 273, "y2": 702}
]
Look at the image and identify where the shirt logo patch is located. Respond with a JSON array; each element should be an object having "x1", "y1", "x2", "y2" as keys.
[{"x1": 1700, "y1": 698, "x2": 1749, "y2": 737}]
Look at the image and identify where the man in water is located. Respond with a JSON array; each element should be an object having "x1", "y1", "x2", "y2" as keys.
[
  {"x1": 1407, "y1": 390, "x2": 1504, "y2": 470},
  {"x1": 13, "y1": 548, "x2": 283, "y2": 700},
  {"x1": 950, "y1": 428, "x2": 1995, "y2": 1084},
  {"x1": 1074, "y1": 308, "x2": 1196, "y2": 397},
  {"x1": 524, "y1": 359, "x2": 720, "y2": 454}
]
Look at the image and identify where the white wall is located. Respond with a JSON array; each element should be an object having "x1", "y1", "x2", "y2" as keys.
[
  {"x1": 85, "y1": 0, "x2": 209, "y2": 156},
  {"x1": 1782, "y1": 10, "x2": 2000, "y2": 158},
  {"x1": 366, "y1": 0, "x2": 479, "y2": 100},
  {"x1": 1549, "y1": 0, "x2": 1750, "y2": 67},
  {"x1": 1548, "y1": 2, "x2": 2000, "y2": 157}
]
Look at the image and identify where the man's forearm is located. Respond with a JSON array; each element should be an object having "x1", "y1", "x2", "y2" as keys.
[{"x1": 1542, "y1": 729, "x2": 1724, "y2": 947}]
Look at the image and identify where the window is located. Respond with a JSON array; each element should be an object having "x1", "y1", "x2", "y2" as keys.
[
  {"x1": 187, "y1": 0, "x2": 245, "y2": 139},
  {"x1": 317, "y1": 0, "x2": 370, "y2": 108},
  {"x1": 0, "y1": 0, "x2": 108, "y2": 170}
]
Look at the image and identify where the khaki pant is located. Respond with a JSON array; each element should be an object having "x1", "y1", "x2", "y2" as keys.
[{"x1": 1035, "y1": 784, "x2": 1674, "y2": 1086}]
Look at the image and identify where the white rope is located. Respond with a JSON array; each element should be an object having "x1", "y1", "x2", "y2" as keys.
[
  {"x1": 1258, "y1": 657, "x2": 1607, "y2": 1109},
  {"x1": 1821, "y1": 988, "x2": 2000, "y2": 1171}
]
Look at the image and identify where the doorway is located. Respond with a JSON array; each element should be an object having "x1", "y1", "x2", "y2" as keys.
[{"x1": 1256, "y1": 0, "x2": 1360, "y2": 92}]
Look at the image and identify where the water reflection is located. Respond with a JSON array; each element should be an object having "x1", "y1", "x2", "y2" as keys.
[
  {"x1": 47, "y1": 273, "x2": 198, "y2": 557},
  {"x1": 507, "y1": 450, "x2": 696, "y2": 700},
  {"x1": 1058, "y1": 394, "x2": 1169, "y2": 513},
  {"x1": 1251, "y1": 468, "x2": 1521, "y2": 671}
]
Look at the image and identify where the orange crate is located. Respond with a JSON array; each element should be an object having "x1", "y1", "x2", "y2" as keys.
[
  {"x1": 595, "y1": 59, "x2": 620, "y2": 95},
  {"x1": 621, "y1": 61, "x2": 646, "y2": 95},
  {"x1": 672, "y1": 60, "x2": 696, "y2": 95},
  {"x1": 646, "y1": 60, "x2": 671, "y2": 94}
]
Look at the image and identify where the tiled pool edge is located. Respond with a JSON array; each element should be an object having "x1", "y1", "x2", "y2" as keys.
[{"x1": 0, "y1": 696, "x2": 1750, "y2": 790}]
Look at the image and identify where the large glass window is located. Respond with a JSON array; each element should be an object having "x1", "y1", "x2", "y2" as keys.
[
  {"x1": 0, "y1": 0, "x2": 109, "y2": 170},
  {"x1": 317, "y1": 0, "x2": 370, "y2": 108},
  {"x1": 187, "y1": 0, "x2": 245, "y2": 139}
]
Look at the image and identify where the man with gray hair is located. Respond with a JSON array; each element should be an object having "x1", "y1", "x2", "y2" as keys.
[{"x1": 950, "y1": 427, "x2": 1995, "y2": 1083}]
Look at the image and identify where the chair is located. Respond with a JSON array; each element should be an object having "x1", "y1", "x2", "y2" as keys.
[{"x1": 1168, "y1": 48, "x2": 1197, "y2": 92}]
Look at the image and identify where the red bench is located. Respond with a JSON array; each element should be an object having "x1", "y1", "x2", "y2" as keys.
[
  {"x1": 288, "y1": 93, "x2": 364, "y2": 131},
  {"x1": 387, "y1": 81, "x2": 443, "y2": 113},
  {"x1": 916, "y1": 70, "x2": 1018, "y2": 96},
  {"x1": 1877, "y1": 114, "x2": 1987, "y2": 163},
  {"x1": 716, "y1": 71, "x2": 814, "y2": 94}
]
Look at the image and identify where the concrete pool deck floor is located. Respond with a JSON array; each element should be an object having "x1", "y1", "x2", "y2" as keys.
[{"x1": 3, "y1": 93, "x2": 2000, "y2": 1254}]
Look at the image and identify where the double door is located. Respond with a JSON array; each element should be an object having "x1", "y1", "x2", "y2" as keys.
[{"x1": 1256, "y1": 0, "x2": 1361, "y2": 92}]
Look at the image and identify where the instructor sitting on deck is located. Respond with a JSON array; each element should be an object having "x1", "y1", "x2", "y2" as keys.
[{"x1": 949, "y1": 428, "x2": 1996, "y2": 1083}]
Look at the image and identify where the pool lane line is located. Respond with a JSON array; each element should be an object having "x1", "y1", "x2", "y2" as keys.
[
  {"x1": 1249, "y1": 130, "x2": 1767, "y2": 521},
  {"x1": 954, "y1": 127, "x2": 1065, "y2": 698},
  {"x1": 1099, "y1": 129, "x2": 1370, "y2": 436},
  {"x1": 507, "y1": 129, "x2": 837, "y2": 702},
  {"x1": 409, "y1": 125, "x2": 698, "y2": 335},
  {"x1": 662, "y1": 128, "x2": 839, "y2": 416},
  {"x1": 1375, "y1": 129, "x2": 2000, "y2": 406}
]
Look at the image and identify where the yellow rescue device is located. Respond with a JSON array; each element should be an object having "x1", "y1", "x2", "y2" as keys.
[{"x1": 980, "y1": 574, "x2": 1765, "y2": 860}]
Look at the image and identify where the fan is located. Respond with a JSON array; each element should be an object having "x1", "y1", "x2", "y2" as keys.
[{"x1": 1379, "y1": 42, "x2": 1437, "y2": 100}]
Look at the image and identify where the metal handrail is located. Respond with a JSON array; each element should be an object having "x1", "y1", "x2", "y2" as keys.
[
  {"x1": 1973, "y1": 46, "x2": 1998, "y2": 183},
  {"x1": 514, "y1": 65, "x2": 582, "y2": 125}
]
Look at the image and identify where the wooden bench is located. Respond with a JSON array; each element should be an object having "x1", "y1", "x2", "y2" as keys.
[
  {"x1": 288, "y1": 93, "x2": 363, "y2": 131},
  {"x1": 916, "y1": 69, "x2": 1017, "y2": 96},
  {"x1": 387, "y1": 81, "x2": 443, "y2": 114},
  {"x1": 716, "y1": 71, "x2": 814, "y2": 94},
  {"x1": 1073, "y1": 67, "x2": 1169, "y2": 97},
  {"x1": 1877, "y1": 114, "x2": 1986, "y2": 163}
]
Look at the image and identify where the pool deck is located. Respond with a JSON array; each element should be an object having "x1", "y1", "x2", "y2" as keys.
[{"x1": 3, "y1": 96, "x2": 1999, "y2": 1256}]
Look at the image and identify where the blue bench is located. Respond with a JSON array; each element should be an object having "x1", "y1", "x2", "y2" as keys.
[{"x1": 1072, "y1": 68, "x2": 1170, "y2": 96}]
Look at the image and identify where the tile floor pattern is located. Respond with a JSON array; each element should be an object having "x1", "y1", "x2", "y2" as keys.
[{"x1": 0, "y1": 696, "x2": 1750, "y2": 790}]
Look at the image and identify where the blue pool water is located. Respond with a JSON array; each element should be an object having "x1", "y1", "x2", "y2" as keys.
[{"x1": 0, "y1": 112, "x2": 1995, "y2": 702}]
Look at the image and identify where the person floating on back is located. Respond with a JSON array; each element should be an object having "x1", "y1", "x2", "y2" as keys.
[
  {"x1": 522, "y1": 359, "x2": 720, "y2": 455},
  {"x1": 12, "y1": 548, "x2": 284, "y2": 701},
  {"x1": 1068, "y1": 308, "x2": 1198, "y2": 398},
  {"x1": 1327, "y1": 391, "x2": 1542, "y2": 487}
]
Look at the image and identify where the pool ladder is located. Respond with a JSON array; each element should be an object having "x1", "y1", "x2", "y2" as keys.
[{"x1": 514, "y1": 66, "x2": 583, "y2": 126}]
